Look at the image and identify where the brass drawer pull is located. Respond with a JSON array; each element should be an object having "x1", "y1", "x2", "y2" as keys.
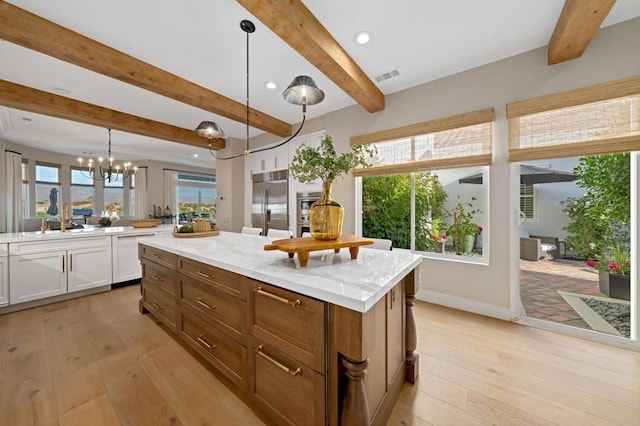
[
  {"x1": 196, "y1": 270, "x2": 214, "y2": 280},
  {"x1": 254, "y1": 345, "x2": 302, "y2": 377},
  {"x1": 255, "y1": 287, "x2": 301, "y2": 307},
  {"x1": 196, "y1": 298, "x2": 215, "y2": 310},
  {"x1": 152, "y1": 253, "x2": 165, "y2": 259},
  {"x1": 151, "y1": 301, "x2": 164, "y2": 311},
  {"x1": 197, "y1": 335, "x2": 216, "y2": 349},
  {"x1": 152, "y1": 274, "x2": 164, "y2": 282}
]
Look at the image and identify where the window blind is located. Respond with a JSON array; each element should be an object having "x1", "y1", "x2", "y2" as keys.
[
  {"x1": 507, "y1": 75, "x2": 640, "y2": 162},
  {"x1": 351, "y1": 108, "x2": 493, "y2": 176}
]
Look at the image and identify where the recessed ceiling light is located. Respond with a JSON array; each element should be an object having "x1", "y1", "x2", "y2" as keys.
[
  {"x1": 50, "y1": 86, "x2": 70, "y2": 95},
  {"x1": 264, "y1": 81, "x2": 278, "y2": 90},
  {"x1": 354, "y1": 31, "x2": 371, "y2": 45},
  {"x1": 193, "y1": 154, "x2": 199, "y2": 158}
]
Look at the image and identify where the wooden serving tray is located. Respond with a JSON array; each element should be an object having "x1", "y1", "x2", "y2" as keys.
[
  {"x1": 130, "y1": 219, "x2": 161, "y2": 228},
  {"x1": 172, "y1": 226, "x2": 220, "y2": 238},
  {"x1": 264, "y1": 234, "x2": 373, "y2": 267}
]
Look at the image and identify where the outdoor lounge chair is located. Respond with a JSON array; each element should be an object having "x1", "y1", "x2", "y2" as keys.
[{"x1": 519, "y1": 226, "x2": 558, "y2": 261}]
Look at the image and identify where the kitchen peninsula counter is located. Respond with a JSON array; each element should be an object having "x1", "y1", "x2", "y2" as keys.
[
  {"x1": 0, "y1": 223, "x2": 175, "y2": 244},
  {"x1": 138, "y1": 232, "x2": 421, "y2": 425}
]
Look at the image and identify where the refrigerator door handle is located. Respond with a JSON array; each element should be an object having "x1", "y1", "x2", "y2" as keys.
[{"x1": 262, "y1": 189, "x2": 267, "y2": 232}]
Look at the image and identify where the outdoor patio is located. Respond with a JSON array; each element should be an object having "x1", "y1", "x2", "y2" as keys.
[{"x1": 520, "y1": 258, "x2": 626, "y2": 333}]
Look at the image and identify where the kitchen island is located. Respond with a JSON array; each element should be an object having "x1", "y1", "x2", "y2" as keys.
[{"x1": 138, "y1": 232, "x2": 422, "y2": 426}]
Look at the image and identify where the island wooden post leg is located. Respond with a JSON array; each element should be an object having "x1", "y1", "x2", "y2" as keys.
[
  {"x1": 341, "y1": 356, "x2": 370, "y2": 426},
  {"x1": 405, "y1": 272, "x2": 419, "y2": 384}
]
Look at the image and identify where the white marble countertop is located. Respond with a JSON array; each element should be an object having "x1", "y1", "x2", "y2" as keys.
[
  {"x1": 0, "y1": 224, "x2": 175, "y2": 244},
  {"x1": 140, "y1": 232, "x2": 422, "y2": 313}
]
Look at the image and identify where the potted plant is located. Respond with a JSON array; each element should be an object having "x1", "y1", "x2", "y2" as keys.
[
  {"x1": 290, "y1": 134, "x2": 375, "y2": 239},
  {"x1": 586, "y1": 243, "x2": 631, "y2": 300},
  {"x1": 443, "y1": 196, "x2": 483, "y2": 255}
]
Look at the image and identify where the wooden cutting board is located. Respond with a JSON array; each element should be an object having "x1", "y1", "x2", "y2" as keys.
[{"x1": 264, "y1": 234, "x2": 373, "y2": 267}]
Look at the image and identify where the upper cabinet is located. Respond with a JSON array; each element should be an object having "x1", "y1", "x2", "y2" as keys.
[{"x1": 248, "y1": 143, "x2": 289, "y2": 175}]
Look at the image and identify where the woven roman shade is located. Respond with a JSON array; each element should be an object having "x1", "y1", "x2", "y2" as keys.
[
  {"x1": 507, "y1": 75, "x2": 640, "y2": 162},
  {"x1": 351, "y1": 108, "x2": 493, "y2": 176}
]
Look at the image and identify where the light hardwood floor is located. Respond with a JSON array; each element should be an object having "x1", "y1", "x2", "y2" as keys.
[{"x1": 0, "y1": 284, "x2": 638, "y2": 425}]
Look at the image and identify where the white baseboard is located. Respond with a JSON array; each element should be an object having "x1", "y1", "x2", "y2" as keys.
[{"x1": 416, "y1": 289, "x2": 512, "y2": 321}]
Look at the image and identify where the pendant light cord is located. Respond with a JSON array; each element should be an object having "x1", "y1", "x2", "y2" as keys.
[
  {"x1": 246, "y1": 26, "x2": 250, "y2": 155},
  {"x1": 208, "y1": 19, "x2": 307, "y2": 161}
]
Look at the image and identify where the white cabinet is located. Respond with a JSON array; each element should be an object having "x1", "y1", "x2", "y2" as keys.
[
  {"x1": 10, "y1": 250, "x2": 68, "y2": 303},
  {"x1": 67, "y1": 245, "x2": 112, "y2": 293},
  {"x1": 9, "y1": 237, "x2": 112, "y2": 304},
  {"x1": 0, "y1": 244, "x2": 8, "y2": 307},
  {"x1": 248, "y1": 143, "x2": 289, "y2": 175},
  {"x1": 112, "y1": 232, "x2": 157, "y2": 283}
]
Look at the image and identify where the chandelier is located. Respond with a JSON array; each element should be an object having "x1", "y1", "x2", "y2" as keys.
[
  {"x1": 194, "y1": 19, "x2": 324, "y2": 160},
  {"x1": 77, "y1": 128, "x2": 136, "y2": 182}
]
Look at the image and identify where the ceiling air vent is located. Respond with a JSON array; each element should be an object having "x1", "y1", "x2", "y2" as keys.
[{"x1": 373, "y1": 68, "x2": 400, "y2": 83}]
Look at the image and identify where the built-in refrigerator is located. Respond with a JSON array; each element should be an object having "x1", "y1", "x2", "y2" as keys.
[{"x1": 251, "y1": 170, "x2": 289, "y2": 236}]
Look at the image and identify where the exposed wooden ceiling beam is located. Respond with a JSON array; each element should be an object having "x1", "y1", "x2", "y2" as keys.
[
  {"x1": 548, "y1": 0, "x2": 617, "y2": 65},
  {"x1": 237, "y1": 0, "x2": 385, "y2": 113},
  {"x1": 0, "y1": 80, "x2": 224, "y2": 150},
  {"x1": 0, "y1": 1, "x2": 291, "y2": 137}
]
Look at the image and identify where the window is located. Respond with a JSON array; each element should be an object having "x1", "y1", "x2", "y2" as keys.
[
  {"x1": 520, "y1": 184, "x2": 536, "y2": 220},
  {"x1": 104, "y1": 173, "x2": 124, "y2": 215},
  {"x1": 35, "y1": 163, "x2": 61, "y2": 218},
  {"x1": 176, "y1": 173, "x2": 216, "y2": 219},
  {"x1": 354, "y1": 108, "x2": 493, "y2": 260},
  {"x1": 70, "y1": 167, "x2": 95, "y2": 217}
]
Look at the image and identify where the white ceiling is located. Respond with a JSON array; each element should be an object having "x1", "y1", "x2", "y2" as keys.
[{"x1": 1, "y1": 0, "x2": 639, "y2": 169}]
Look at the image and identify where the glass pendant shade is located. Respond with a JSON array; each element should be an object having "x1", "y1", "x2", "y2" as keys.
[
  {"x1": 194, "y1": 121, "x2": 225, "y2": 138},
  {"x1": 283, "y1": 75, "x2": 325, "y2": 106}
]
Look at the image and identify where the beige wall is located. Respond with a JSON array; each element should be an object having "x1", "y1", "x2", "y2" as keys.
[
  {"x1": 213, "y1": 137, "x2": 247, "y2": 232},
  {"x1": 236, "y1": 18, "x2": 640, "y2": 318}
]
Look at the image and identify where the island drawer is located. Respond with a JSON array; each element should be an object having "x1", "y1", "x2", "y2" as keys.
[
  {"x1": 178, "y1": 257, "x2": 246, "y2": 300},
  {"x1": 139, "y1": 244, "x2": 178, "y2": 270},
  {"x1": 180, "y1": 310, "x2": 247, "y2": 388},
  {"x1": 249, "y1": 281, "x2": 326, "y2": 373},
  {"x1": 142, "y1": 284, "x2": 177, "y2": 333},
  {"x1": 250, "y1": 338, "x2": 325, "y2": 426},
  {"x1": 142, "y1": 260, "x2": 179, "y2": 297},
  {"x1": 180, "y1": 275, "x2": 246, "y2": 342}
]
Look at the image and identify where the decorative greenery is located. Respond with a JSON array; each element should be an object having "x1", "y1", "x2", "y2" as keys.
[
  {"x1": 586, "y1": 243, "x2": 630, "y2": 276},
  {"x1": 362, "y1": 173, "x2": 447, "y2": 251},
  {"x1": 290, "y1": 135, "x2": 376, "y2": 184},
  {"x1": 562, "y1": 153, "x2": 630, "y2": 262},
  {"x1": 98, "y1": 217, "x2": 112, "y2": 227},
  {"x1": 443, "y1": 196, "x2": 482, "y2": 255}
]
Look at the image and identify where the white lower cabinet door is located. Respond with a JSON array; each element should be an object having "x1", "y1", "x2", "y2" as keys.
[
  {"x1": 10, "y1": 250, "x2": 67, "y2": 304},
  {"x1": 0, "y1": 257, "x2": 8, "y2": 307},
  {"x1": 67, "y1": 245, "x2": 113, "y2": 293},
  {"x1": 113, "y1": 233, "x2": 154, "y2": 283}
]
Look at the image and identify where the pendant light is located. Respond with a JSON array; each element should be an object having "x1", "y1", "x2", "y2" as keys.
[{"x1": 195, "y1": 20, "x2": 324, "y2": 160}]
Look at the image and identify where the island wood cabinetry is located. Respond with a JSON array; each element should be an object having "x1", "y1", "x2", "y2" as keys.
[
  {"x1": 0, "y1": 244, "x2": 7, "y2": 307},
  {"x1": 139, "y1": 242, "x2": 419, "y2": 425},
  {"x1": 9, "y1": 237, "x2": 112, "y2": 304}
]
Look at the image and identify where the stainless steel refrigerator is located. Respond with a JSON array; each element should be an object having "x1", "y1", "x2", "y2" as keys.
[{"x1": 251, "y1": 170, "x2": 289, "y2": 236}]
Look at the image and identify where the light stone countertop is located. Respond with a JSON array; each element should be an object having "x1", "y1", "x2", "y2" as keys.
[
  {"x1": 140, "y1": 231, "x2": 422, "y2": 313},
  {"x1": 0, "y1": 224, "x2": 175, "y2": 244}
]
